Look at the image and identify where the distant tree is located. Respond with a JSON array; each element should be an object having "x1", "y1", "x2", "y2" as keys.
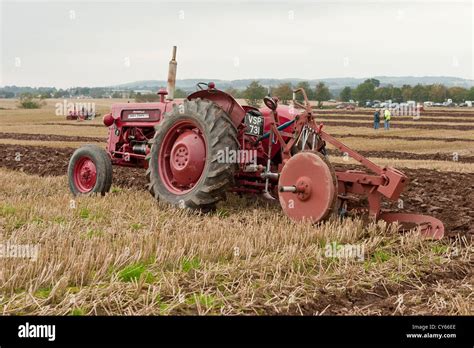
[
  {"x1": 375, "y1": 86, "x2": 392, "y2": 101},
  {"x1": 0, "y1": 90, "x2": 15, "y2": 98},
  {"x1": 429, "y1": 84, "x2": 448, "y2": 103},
  {"x1": 224, "y1": 87, "x2": 240, "y2": 98},
  {"x1": 273, "y1": 83, "x2": 293, "y2": 104},
  {"x1": 468, "y1": 87, "x2": 474, "y2": 101},
  {"x1": 243, "y1": 81, "x2": 267, "y2": 107},
  {"x1": 174, "y1": 88, "x2": 187, "y2": 98},
  {"x1": 448, "y1": 87, "x2": 468, "y2": 103},
  {"x1": 339, "y1": 86, "x2": 352, "y2": 102},
  {"x1": 135, "y1": 93, "x2": 160, "y2": 102},
  {"x1": 401, "y1": 84, "x2": 413, "y2": 101},
  {"x1": 111, "y1": 91, "x2": 122, "y2": 98},
  {"x1": 295, "y1": 81, "x2": 314, "y2": 101},
  {"x1": 391, "y1": 87, "x2": 403, "y2": 103},
  {"x1": 39, "y1": 91, "x2": 52, "y2": 99},
  {"x1": 90, "y1": 88, "x2": 106, "y2": 98},
  {"x1": 412, "y1": 84, "x2": 429, "y2": 102},
  {"x1": 53, "y1": 89, "x2": 69, "y2": 98},
  {"x1": 352, "y1": 80, "x2": 375, "y2": 104},
  {"x1": 314, "y1": 82, "x2": 331, "y2": 103},
  {"x1": 365, "y1": 78, "x2": 380, "y2": 88},
  {"x1": 73, "y1": 87, "x2": 91, "y2": 96},
  {"x1": 17, "y1": 93, "x2": 45, "y2": 109}
]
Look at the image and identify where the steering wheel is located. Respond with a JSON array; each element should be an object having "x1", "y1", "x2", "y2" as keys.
[
  {"x1": 196, "y1": 82, "x2": 209, "y2": 90},
  {"x1": 264, "y1": 96, "x2": 278, "y2": 111}
]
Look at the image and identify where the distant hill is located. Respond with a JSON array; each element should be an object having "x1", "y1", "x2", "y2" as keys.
[
  {"x1": 113, "y1": 76, "x2": 474, "y2": 93},
  {"x1": 2, "y1": 76, "x2": 472, "y2": 98}
]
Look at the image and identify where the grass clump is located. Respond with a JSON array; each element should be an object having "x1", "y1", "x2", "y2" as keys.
[
  {"x1": 181, "y1": 257, "x2": 201, "y2": 273},
  {"x1": 118, "y1": 263, "x2": 154, "y2": 283}
]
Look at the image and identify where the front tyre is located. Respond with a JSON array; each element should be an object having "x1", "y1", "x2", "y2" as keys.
[{"x1": 68, "y1": 145, "x2": 113, "y2": 196}]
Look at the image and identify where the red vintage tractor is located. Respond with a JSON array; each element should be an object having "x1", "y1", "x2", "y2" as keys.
[{"x1": 67, "y1": 47, "x2": 444, "y2": 239}]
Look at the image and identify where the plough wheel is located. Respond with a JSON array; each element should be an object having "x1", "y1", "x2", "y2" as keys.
[{"x1": 278, "y1": 151, "x2": 338, "y2": 223}]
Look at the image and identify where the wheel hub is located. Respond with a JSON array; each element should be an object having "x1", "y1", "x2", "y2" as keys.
[
  {"x1": 159, "y1": 120, "x2": 207, "y2": 194},
  {"x1": 169, "y1": 130, "x2": 206, "y2": 186},
  {"x1": 295, "y1": 177, "x2": 312, "y2": 201},
  {"x1": 74, "y1": 158, "x2": 97, "y2": 192}
]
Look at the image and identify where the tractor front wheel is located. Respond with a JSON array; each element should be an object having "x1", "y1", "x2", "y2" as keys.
[
  {"x1": 68, "y1": 145, "x2": 113, "y2": 196},
  {"x1": 146, "y1": 98, "x2": 238, "y2": 211}
]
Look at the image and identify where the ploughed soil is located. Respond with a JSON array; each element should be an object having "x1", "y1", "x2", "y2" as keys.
[
  {"x1": 330, "y1": 133, "x2": 474, "y2": 143},
  {"x1": 0, "y1": 144, "x2": 142, "y2": 187},
  {"x1": 320, "y1": 121, "x2": 471, "y2": 130},
  {"x1": 3, "y1": 130, "x2": 472, "y2": 145},
  {"x1": 0, "y1": 132, "x2": 104, "y2": 143},
  {"x1": 39, "y1": 122, "x2": 105, "y2": 128},
  {"x1": 0, "y1": 144, "x2": 472, "y2": 237},
  {"x1": 317, "y1": 116, "x2": 474, "y2": 123},
  {"x1": 327, "y1": 149, "x2": 474, "y2": 163},
  {"x1": 316, "y1": 109, "x2": 474, "y2": 117},
  {"x1": 288, "y1": 264, "x2": 471, "y2": 315}
]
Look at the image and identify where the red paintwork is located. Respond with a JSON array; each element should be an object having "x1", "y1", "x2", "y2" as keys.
[
  {"x1": 378, "y1": 212, "x2": 444, "y2": 239},
  {"x1": 96, "y1": 83, "x2": 444, "y2": 237},
  {"x1": 104, "y1": 102, "x2": 171, "y2": 167},
  {"x1": 73, "y1": 157, "x2": 97, "y2": 192},
  {"x1": 279, "y1": 152, "x2": 336, "y2": 222},
  {"x1": 187, "y1": 89, "x2": 247, "y2": 128},
  {"x1": 103, "y1": 113, "x2": 114, "y2": 127},
  {"x1": 159, "y1": 119, "x2": 206, "y2": 194},
  {"x1": 258, "y1": 105, "x2": 296, "y2": 159}
]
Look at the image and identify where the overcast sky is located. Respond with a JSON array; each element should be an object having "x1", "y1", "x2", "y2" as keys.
[{"x1": 0, "y1": 0, "x2": 473, "y2": 88}]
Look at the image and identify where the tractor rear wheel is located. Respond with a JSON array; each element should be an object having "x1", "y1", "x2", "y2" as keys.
[
  {"x1": 68, "y1": 145, "x2": 113, "y2": 196},
  {"x1": 146, "y1": 98, "x2": 238, "y2": 211}
]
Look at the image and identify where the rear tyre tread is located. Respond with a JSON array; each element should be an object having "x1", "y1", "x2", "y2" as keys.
[{"x1": 146, "y1": 98, "x2": 238, "y2": 211}]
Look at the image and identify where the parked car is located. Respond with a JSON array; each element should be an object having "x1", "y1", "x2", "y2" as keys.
[{"x1": 336, "y1": 102, "x2": 356, "y2": 110}]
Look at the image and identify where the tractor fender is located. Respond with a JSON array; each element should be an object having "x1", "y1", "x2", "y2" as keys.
[{"x1": 187, "y1": 90, "x2": 246, "y2": 128}]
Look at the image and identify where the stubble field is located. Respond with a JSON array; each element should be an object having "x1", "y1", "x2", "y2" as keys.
[{"x1": 0, "y1": 99, "x2": 472, "y2": 315}]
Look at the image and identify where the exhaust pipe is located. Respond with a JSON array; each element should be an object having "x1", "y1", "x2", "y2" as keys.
[{"x1": 166, "y1": 46, "x2": 177, "y2": 100}]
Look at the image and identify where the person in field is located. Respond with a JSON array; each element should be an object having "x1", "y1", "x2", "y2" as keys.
[
  {"x1": 384, "y1": 108, "x2": 391, "y2": 130},
  {"x1": 373, "y1": 109, "x2": 380, "y2": 130}
]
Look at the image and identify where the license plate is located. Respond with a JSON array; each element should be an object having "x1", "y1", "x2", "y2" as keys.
[{"x1": 244, "y1": 113, "x2": 264, "y2": 136}]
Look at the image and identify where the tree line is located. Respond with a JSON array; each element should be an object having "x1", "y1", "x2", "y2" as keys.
[
  {"x1": 228, "y1": 79, "x2": 474, "y2": 107},
  {"x1": 227, "y1": 81, "x2": 331, "y2": 107},
  {"x1": 3, "y1": 79, "x2": 474, "y2": 109},
  {"x1": 339, "y1": 79, "x2": 474, "y2": 104}
]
